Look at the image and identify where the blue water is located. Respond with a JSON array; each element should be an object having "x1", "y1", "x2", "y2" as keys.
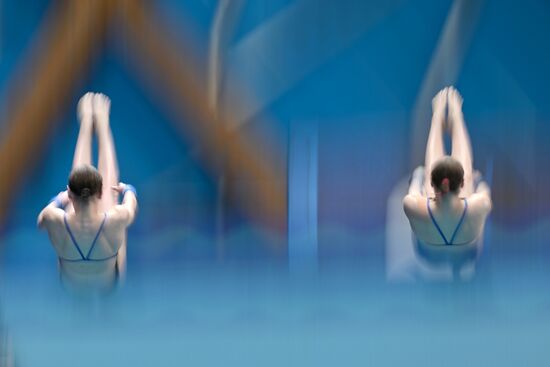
[{"x1": 1, "y1": 257, "x2": 550, "y2": 366}]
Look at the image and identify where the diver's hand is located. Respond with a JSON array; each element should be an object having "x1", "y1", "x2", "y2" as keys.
[
  {"x1": 111, "y1": 182, "x2": 127, "y2": 194},
  {"x1": 49, "y1": 190, "x2": 70, "y2": 208}
]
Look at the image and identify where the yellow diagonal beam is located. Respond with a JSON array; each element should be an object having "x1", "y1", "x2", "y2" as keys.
[
  {"x1": 118, "y1": 0, "x2": 287, "y2": 232},
  {"x1": 0, "y1": 0, "x2": 116, "y2": 227}
]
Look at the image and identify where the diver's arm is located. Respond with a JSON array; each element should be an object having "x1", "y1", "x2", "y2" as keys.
[
  {"x1": 37, "y1": 191, "x2": 68, "y2": 229},
  {"x1": 470, "y1": 181, "x2": 492, "y2": 213},
  {"x1": 408, "y1": 166, "x2": 425, "y2": 197},
  {"x1": 110, "y1": 183, "x2": 138, "y2": 226},
  {"x1": 403, "y1": 166, "x2": 426, "y2": 219}
]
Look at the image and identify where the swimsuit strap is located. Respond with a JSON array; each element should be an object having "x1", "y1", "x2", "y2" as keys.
[
  {"x1": 86, "y1": 253, "x2": 118, "y2": 262},
  {"x1": 59, "y1": 252, "x2": 117, "y2": 262},
  {"x1": 449, "y1": 198, "x2": 468, "y2": 245},
  {"x1": 63, "y1": 213, "x2": 108, "y2": 260},
  {"x1": 427, "y1": 198, "x2": 468, "y2": 246},
  {"x1": 63, "y1": 213, "x2": 86, "y2": 260},
  {"x1": 85, "y1": 213, "x2": 107, "y2": 259}
]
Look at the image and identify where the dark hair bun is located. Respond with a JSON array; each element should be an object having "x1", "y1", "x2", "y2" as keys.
[
  {"x1": 68, "y1": 164, "x2": 103, "y2": 201},
  {"x1": 80, "y1": 188, "x2": 91, "y2": 198},
  {"x1": 440, "y1": 178, "x2": 450, "y2": 193},
  {"x1": 431, "y1": 157, "x2": 464, "y2": 194}
]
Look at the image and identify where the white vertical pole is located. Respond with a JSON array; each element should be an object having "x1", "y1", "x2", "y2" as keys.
[{"x1": 288, "y1": 120, "x2": 318, "y2": 271}]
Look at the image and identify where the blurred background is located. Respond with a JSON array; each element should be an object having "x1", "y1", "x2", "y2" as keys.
[{"x1": 0, "y1": 0, "x2": 550, "y2": 366}]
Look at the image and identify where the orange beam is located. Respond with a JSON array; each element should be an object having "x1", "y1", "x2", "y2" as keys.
[
  {"x1": 0, "y1": 0, "x2": 115, "y2": 227},
  {"x1": 118, "y1": 0, "x2": 287, "y2": 231}
]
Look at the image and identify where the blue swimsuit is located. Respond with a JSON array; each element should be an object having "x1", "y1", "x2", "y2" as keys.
[
  {"x1": 60, "y1": 213, "x2": 118, "y2": 262},
  {"x1": 427, "y1": 198, "x2": 468, "y2": 245}
]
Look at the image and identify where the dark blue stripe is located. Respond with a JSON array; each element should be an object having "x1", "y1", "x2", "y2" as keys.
[
  {"x1": 427, "y1": 198, "x2": 468, "y2": 246},
  {"x1": 85, "y1": 213, "x2": 107, "y2": 259},
  {"x1": 63, "y1": 214, "x2": 86, "y2": 260},
  {"x1": 59, "y1": 253, "x2": 117, "y2": 262}
]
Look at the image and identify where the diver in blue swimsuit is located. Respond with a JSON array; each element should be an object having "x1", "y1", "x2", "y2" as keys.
[
  {"x1": 38, "y1": 93, "x2": 138, "y2": 293},
  {"x1": 403, "y1": 87, "x2": 491, "y2": 246}
]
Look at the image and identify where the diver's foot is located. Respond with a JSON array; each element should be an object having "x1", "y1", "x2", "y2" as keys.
[
  {"x1": 431, "y1": 87, "x2": 448, "y2": 121},
  {"x1": 93, "y1": 93, "x2": 111, "y2": 130},
  {"x1": 447, "y1": 86, "x2": 463, "y2": 130},
  {"x1": 77, "y1": 92, "x2": 94, "y2": 124}
]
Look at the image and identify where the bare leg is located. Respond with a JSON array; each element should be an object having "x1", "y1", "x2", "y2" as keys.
[
  {"x1": 93, "y1": 93, "x2": 126, "y2": 280},
  {"x1": 117, "y1": 235, "x2": 127, "y2": 285},
  {"x1": 72, "y1": 93, "x2": 94, "y2": 169},
  {"x1": 448, "y1": 87, "x2": 474, "y2": 197},
  {"x1": 424, "y1": 88, "x2": 448, "y2": 197},
  {"x1": 65, "y1": 93, "x2": 94, "y2": 214},
  {"x1": 93, "y1": 93, "x2": 119, "y2": 212}
]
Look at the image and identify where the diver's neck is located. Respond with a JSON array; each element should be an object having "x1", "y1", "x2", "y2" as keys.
[
  {"x1": 73, "y1": 201, "x2": 101, "y2": 221},
  {"x1": 434, "y1": 193, "x2": 460, "y2": 209}
]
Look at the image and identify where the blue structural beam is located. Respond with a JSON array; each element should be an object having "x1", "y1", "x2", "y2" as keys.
[{"x1": 288, "y1": 120, "x2": 318, "y2": 270}]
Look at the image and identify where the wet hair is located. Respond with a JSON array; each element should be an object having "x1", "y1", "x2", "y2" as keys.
[
  {"x1": 68, "y1": 164, "x2": 102, "y2": 201},
  {"x1": 431, "y1": 157, "x2": 464, "y2": 194}
]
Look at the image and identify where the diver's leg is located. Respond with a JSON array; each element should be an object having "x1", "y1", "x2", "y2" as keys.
[
  {"x1": 448, "y1": 87, "x2": 474, "y2": 197},
  {"x1": 116, "y1": 236, "x2": 127, "y2": 286},
  {"x1": 94, "y1": 93, "x2": 126, "y2": 278},
  {"x1": 65, "y1": 93, "x2": 95, "y2": 213},
  {"x1": 424, "y1": 88, "x2": 448, "y2": 197},
  {"x1": 94, "y1": 93, "x2": 119, "y2": 212},
  {"x1": 72, "y1": 93, "x2": 94, "y2": 169}
]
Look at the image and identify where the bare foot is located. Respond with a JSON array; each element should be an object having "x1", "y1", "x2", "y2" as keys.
[
  {"x1": 93, "y1": 93, "x2": 111, "y2": 129},
  {"x1": 447, "y1": 86, "x2": 463, "y2": 130},
  {"x1": 431, "y1": 87, "x2": 448, "y2": 118},
  {"x1": 77, "y1": 92, "x2": 94, "y2": 124}
]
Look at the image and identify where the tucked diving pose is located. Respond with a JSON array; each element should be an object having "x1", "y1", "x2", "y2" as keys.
[
  {"x1": 38, "y1": 93, "x2": 137, "y2": 292},
  {"x1": 403, "y1": 87, "x2": 491, "y2": 246}
]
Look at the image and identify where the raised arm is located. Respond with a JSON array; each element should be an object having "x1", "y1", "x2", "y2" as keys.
[
  {"x1": 110, "y1": 183, "x2": 138, "y2": 226},
  {"x1": 37, "y1": 191, "x2": 69, "y2": 229}
]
